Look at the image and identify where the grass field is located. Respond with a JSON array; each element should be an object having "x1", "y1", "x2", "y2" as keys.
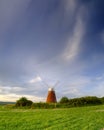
[{"x1": 0, "y1": 105, "x2": 104, "y2": 130}]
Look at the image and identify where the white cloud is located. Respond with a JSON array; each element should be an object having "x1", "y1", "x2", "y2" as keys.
[
  {"x1": 62, "y1": 6, "x2": 86, "y2": 62},
  {"x1": 0, "y1": 84, "x2": 45, "y2": 102},
  {"x1": 95, "y1": 75, "x2": 104, "y2": 81},
  {"x1": 0, "y1": 86, "x2": 11, "y2": 94},
  {"x1": 64, "y1": 0, "x2": 76, "y2": 13},
  {"x1": 29, "y1": 76, "x2": 42, "y2": 83},
  {"x1": 0, "y1": 93, "x2": 45, "y2": 102},
  {"x1": 0, "y1": 87, "x2": 3, "y2": 93},
  {"x1": 12, "y1": 87, "x2": 24, "y2": 92},
  {"x1": 63, "y1": 88, "x2": 80, "y2": 96},
  {"x1": 0, "y1": 85, "x2": 24, "y2": 94}
]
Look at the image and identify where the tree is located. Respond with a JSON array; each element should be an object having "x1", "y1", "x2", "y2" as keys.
[
  {"x1": 60, "y1": 97, "x2": 69, "y2": 103},
  {"x1": 100, "y1": 97, "x2": 104, "y2": 104},
  {"x1": 15, "y1": 97, "x2": 33, "y2": 107}
]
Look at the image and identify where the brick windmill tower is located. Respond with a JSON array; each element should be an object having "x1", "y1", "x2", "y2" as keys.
[
  {"x1": 46, "y1": 88, "x2": 57, "y2": 103},
  {"x1": 46, "y1": 82, "x2": 59, "y2": 103}
]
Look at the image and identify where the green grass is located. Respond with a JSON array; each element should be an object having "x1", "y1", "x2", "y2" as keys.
[{"x1": 0, "y1": 105, "x2": 104, "y2": 130}]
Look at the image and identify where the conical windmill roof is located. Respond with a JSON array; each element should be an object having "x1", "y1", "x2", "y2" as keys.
[{"x1": 48, "y1": 87, "x2": 54, "y2": 91}]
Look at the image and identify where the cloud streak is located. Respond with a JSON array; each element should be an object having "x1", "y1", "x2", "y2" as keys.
[{"x1": 62, "y1": 6, "x2": 86, "y2": 62}]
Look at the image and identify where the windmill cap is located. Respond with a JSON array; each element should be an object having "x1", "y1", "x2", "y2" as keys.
[{"x1": 48, "y1": 88, "x2": 54, "y2": 91}]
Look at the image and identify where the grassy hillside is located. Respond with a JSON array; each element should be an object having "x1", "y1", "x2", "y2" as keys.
[{"x1": 0, "y1": 105, "x2": 104, "y2": 130}]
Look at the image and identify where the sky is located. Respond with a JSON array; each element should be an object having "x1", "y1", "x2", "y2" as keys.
[{"x1": 0, "y1": 0, "x2": 104, "y2": 102}]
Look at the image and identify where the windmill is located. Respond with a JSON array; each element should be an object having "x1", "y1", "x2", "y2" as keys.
[
  {"x1": 30, "y1": 73, "x2": 59, "y2": 103},
  {"x1": 46, "y1": 81, "x2": 59, "y2": 103}
]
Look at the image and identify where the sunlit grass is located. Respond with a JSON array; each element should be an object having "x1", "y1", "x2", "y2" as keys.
[{"x1": 0, "y1": 105, "x2": 104, "y2": 130}]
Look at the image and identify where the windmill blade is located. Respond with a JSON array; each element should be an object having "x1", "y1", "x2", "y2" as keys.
[
  {"x1": 42, "y1": 80, "x2": 50, "y2": 88},
  {"x1": 54, "y1": 81, "x2": 60, "y2": 88},
  {"x1": 34, "y1": 70, "x2": 59, "y2": 89},
  {"x1": 34, "y1": 71, "x2": 49, "y2": 88}
]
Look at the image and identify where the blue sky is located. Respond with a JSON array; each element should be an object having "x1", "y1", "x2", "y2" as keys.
[{"x1": 0, "y1": 0, "x2": 104, "y2": 102}]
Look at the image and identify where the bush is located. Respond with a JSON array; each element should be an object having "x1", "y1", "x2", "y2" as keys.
[
  {"x1": 15, "y1": 96, "x2": 103, "y2": 109},
  {"x1": 15, "y1": 97, "x2": 33, "y2": 107},
  {"x1": 68, "y1": 96, "x2": 102, "y2": 107},
  {"x1": 100, "y1": 97, "x2": 104, "y2": 104},
  {"x1": 59, "y1": 96, "x2": 102, "y2": 108},
  {"x1": 83, "y1": 96, "x2": 101, "y2": 105},
  {"x1": 60, "y1": 97, "x2": 69, "y2": 103}
]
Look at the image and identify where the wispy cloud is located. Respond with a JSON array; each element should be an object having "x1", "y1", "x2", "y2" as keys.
[
  {"x1": 62, "y1": 6, "x2": 86, "y2": 62},
  {"x1": 64, "y1": 0, "x2": 76, "y2": 13},
  {"x1": 29, "y1": 76, "x2": 42, "y2": 83}
]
